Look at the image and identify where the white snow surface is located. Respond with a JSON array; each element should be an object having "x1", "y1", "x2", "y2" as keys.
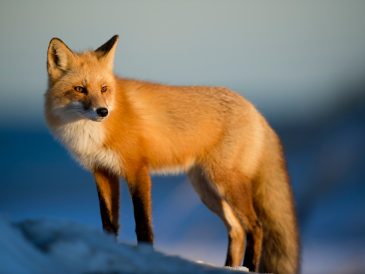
[{"x1": 0, "y1": 217, "x2": 250, "y2": 274}]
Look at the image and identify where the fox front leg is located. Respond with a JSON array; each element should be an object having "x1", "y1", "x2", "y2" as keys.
[
  {"x1": 126, "y1": 165, "x2": 154, "y2": 244},
  {"x1": 94, "y1": 169, "x2": 120, "y2": 236}
]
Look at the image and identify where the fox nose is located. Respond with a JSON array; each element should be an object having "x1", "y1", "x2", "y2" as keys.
[{"x1": 96, "y1": 107, "x2": 108, "y2": 118}]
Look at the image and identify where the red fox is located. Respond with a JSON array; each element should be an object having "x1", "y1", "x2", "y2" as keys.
[{"x1": 45, "y1": 35, "x2": 299, "y2": 273}]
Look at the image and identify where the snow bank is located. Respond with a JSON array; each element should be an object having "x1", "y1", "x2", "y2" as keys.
[{"x1": 0, "y1": 217, "x2": 249, "y2": 274}]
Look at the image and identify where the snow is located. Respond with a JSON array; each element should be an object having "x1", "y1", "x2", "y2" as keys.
[{"x1": 0, "y1": 217, "x2": 250, "y2": 274}]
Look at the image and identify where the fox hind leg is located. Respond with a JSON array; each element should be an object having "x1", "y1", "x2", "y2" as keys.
[
  {"x1": 188, "y1": 166, "x2": 245, "y2": 266},
  {"x1": 210, "y1": 170, "x2": 263, "y2": 272},
  {"x1": 243, "y1": 224, "x2": 263, "y2": 272},
  {"x1": 189, "y1": 165, "x2": 263, "y2": 271}
]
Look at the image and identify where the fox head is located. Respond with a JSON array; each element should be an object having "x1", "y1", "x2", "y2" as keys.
[{"x1": 46, "y1": 35, "x2": 119, "y2": 122}]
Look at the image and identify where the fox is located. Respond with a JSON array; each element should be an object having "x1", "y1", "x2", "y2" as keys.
[{"x1": 44, "y1": 35, "x2": 299, "y2": 274}]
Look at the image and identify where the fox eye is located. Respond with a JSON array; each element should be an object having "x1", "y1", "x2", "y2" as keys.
[
  {"x1": 74, "y1": 86, "x2": 87, "y2": 94},
  {"x1": 101, "y1": 86, "x2": 108, "y2": 93}
]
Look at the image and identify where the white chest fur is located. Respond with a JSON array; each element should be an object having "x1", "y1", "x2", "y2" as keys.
[{"x1": 53, "y1": 121, "x2": 122, "y2": 175}]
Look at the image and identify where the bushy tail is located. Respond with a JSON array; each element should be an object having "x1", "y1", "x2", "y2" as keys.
[
  {"x1": 255, "y1": 133, "x2": 300, "y2": 274},
  {"x1": 259, "y1": 207, "x2": 300, "y2": 274}
]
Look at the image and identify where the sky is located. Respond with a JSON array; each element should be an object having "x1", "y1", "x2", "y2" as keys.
[{"x1": 0, "y1": 0, "x2": 365, "y2": 128}]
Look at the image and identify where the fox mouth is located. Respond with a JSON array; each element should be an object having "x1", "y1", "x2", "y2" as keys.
[
  {"x1": 91, "y1": 116, "x2": 106, "y2": 122},
  {"x1": 53, "y1": 104, "x2": 109, "y2": 123},
  {"x1": 84, "y1": 110, "x2": 108, "y2": 122},
  {"x1": 88, "y1": 107, "x2": 109, "y2": 121}
]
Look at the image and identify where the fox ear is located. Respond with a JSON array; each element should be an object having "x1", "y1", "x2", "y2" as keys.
[
  {"x1": 47, "y1": 38, "x2": 74, "y2": 81},
  {"x1": 95, "y1": 35, "x2": 119, "y2": 70}
]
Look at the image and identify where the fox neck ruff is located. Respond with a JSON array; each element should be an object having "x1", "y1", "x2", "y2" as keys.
[{"x1": 52, "y1": 120, "x2": 123, "y2": 175}]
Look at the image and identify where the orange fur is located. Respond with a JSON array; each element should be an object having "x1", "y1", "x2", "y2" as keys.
[{"x1": 45, "y1": 35, "x2": 300, "y2": 274}]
